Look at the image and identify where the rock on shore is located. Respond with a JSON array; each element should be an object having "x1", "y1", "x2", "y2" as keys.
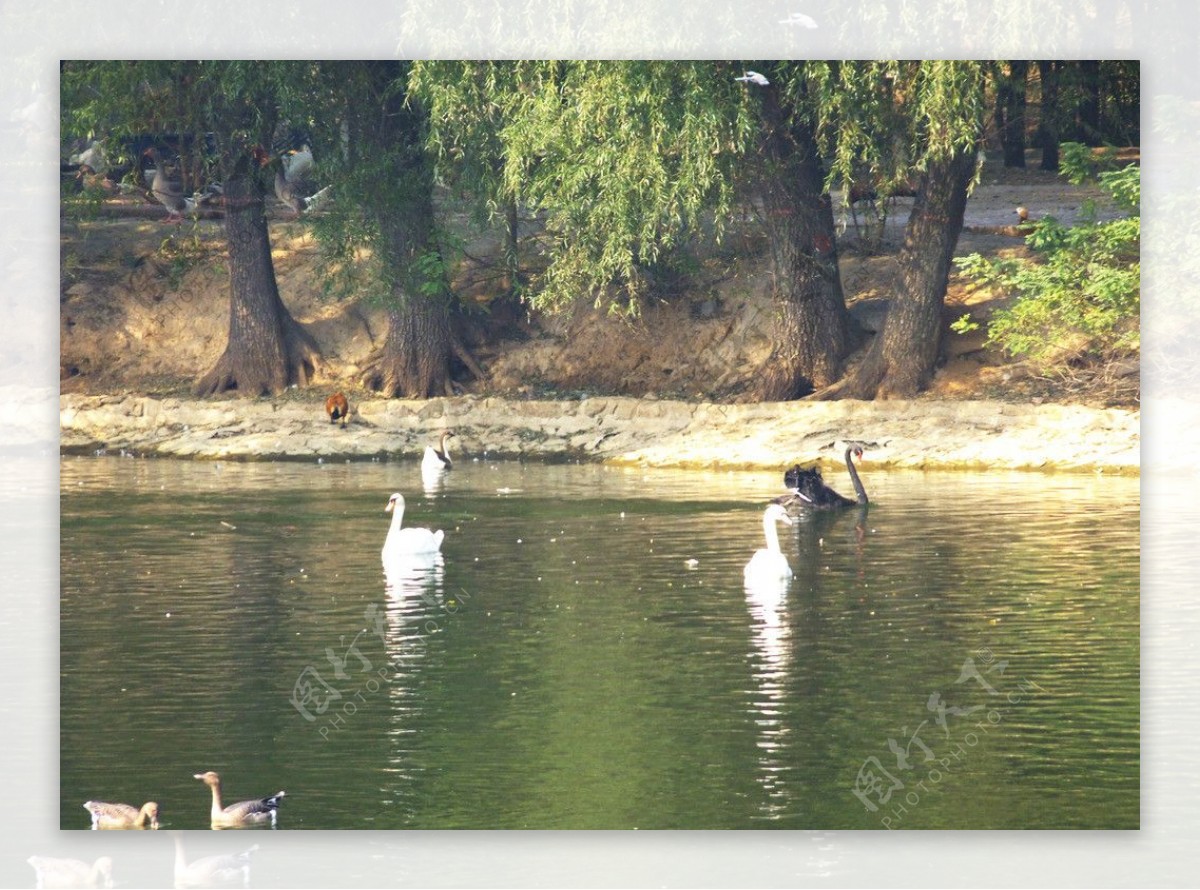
[{"x1": 59, "y1": 392, "x2": 1139, "y2": 474}]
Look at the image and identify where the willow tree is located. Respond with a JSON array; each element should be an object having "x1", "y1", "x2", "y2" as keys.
[
  {"x1": 415, "y1": 60, "x2": 856, "y2": 398},
  {"x1": 299, "y1": 61, "x2": 453, "y2": 398},
  {"x1": 61, "y1": 61, "x2": 321, "y2": 397},
  {"x1": 820, "y1": 61, "x2": 986, "y2": 400}
]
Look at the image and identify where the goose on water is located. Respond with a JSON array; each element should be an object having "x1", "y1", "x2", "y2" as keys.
[
  {"x1": 82, "y1": 799, "x2": 159, "y2": 830},
  {"x1": 193, "y1": 771, "x2": 285, "y2": 828}
]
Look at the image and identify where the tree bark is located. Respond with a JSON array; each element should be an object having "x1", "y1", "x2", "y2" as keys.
[
  {"x1": 815, "y1": 147, "x2": 976, "y2": 400},
  {"x1": 194, "y1": 166, "x2": 320, "y2": 396},
  {"x1": 1076, "y1": 60, "x2": 1103, "y2": 146},
  {"x1": 747, "y1": 86, "x2": 848, "y2": 401},
  {"x1": 356, "y1": 61, "x2": 452, "y2": 398},
  {"x1": 1037, "y1": 60, "x2": 1061, "y2": 172},
  {"x1": 997, "y1": 61, "x2": 1028, "y2": 169}
]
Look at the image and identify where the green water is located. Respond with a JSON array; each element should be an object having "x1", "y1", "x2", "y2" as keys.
[{"x1": 60, "y1": 456, "x2": 1139, "y2": 829}]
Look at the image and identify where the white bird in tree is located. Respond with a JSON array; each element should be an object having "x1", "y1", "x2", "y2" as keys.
[{"x1": 735, "y1": 71, "x2": 770, "y2": 87}]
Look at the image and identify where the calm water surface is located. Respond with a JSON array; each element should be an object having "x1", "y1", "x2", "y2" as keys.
[{"x1": 60, "y1": 456, "x2": 1138, "y2": 829}]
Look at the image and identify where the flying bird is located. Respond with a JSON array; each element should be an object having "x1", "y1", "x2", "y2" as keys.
[{"x1": 735, "y1": 71, "x2": 770, "y2": 87}]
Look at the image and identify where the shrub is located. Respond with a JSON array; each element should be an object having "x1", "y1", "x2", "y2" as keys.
[{"x1": 954, "y1": 143, "x2": 1139, "y2": 367}]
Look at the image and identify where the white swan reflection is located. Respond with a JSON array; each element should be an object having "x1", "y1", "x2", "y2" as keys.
[{"x1": 744, "y1": 566, "x2": 793, "y2": 820}]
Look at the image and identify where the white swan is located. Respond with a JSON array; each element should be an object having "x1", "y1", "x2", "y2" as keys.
[
  {"x1": 421, "y1": 430, "x2": 456, "y2": 473},
  {"x1": 744, "y1": 503, "x2": 794, "y2": 584},
  {"x1": 382, "y1": 492, "x2": 444, "y2": 561}
]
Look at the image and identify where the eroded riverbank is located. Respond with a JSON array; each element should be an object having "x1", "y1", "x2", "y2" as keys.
[{"x1": 58, "y1": 392, "x2": 1139, "y2": 474}]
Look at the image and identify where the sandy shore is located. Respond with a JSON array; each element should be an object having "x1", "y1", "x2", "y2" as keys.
[{"x1": 58, "y1": 392, "x2": 1139, "y2": 474}]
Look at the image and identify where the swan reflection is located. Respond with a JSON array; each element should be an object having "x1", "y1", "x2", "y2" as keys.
[{"x1": 745, "y1": 566, "x2": 793, "y2": 820}]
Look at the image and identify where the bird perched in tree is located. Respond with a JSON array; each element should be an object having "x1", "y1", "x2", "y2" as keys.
[
  {"x1": 325, "y1": 392, "x2": 350, "y2": 428},
  {"x1": 735, "y1": 71, "x2": 770, "y2": 86}
]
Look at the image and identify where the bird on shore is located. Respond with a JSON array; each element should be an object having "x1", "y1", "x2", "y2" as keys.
[
  {"x1": 143, "y1": 147, "x2": 189, "y2": 223},
  {"x1": 193, "y1": 771, "x2": 286, "y2": 828},
  {"x1": 83, "y1": 799, "x2": 160, "y2": 830},
  {"x1": 325, "y1": 392, "x2": 350, "y2": 427},
  {"x1": 273, "y1": 146, "x2": 328, "y2": 216}
]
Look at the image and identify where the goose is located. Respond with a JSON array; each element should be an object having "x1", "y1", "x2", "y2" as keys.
[
  {"x1": 382, "y1": 492, "x2": 444, "y2": 560},
  {"x1": 70, "y1": 140, "x2": 108, "y2": 176},
  {"x1": 82, "y1": 799, "x2": 159, "y2": 830},
  {"x1": 273, "y1": 147, "x2": 325, "y2": 216},
  {"x1": 193, "y1": 771, "x2": 285, "y2": 829},
  {"x1": 173, "y1": 832, "x2": 258, "y2": 889},
  {"x1": 282, "y1": 145, "x2": 314, "y2": 181},
  {"x1": 26, "y1": 855, "x2": 113, "y2": 889},
  {"x1": 744, "y1": 503, "x2": 794, "y2": 584},
  {"x1": 143, "y1": 147, "x2": 189, "y2": 223},
  {"x1": 421, "y1": 430, "x2": 456, "y2": 473}
]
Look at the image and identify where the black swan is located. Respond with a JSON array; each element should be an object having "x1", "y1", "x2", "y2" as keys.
[{"x1": 773, "y1": 443, "x2": 869, "y2": 510}]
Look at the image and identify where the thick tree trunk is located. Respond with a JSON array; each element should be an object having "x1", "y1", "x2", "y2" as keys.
[
  {"x1": 194, "y1": 169, "x2": 320, "y2": 396},
  {"x1": 748, "y1": 87, "x2": 848, "y2": 401},
  {"x1": 997, "y1": 61, "x2": 1028, "y2": 169},
  {"x1": 362, "y1": 291, "x2": 452, "y2": 398},
  {"x1": 356, "y1": 61, "x2": 452, "y2": 398},
  {"x1": 815, "y1": 147, "x2": 976, "y2": 400},
  {"x1": 1037, "y1": 60, "x2": 1061, "y2": 172}
]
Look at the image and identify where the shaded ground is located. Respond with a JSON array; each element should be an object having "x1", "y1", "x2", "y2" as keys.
[{"x1": 59, "y1": 154, "x2": 1138, "y2": 411}]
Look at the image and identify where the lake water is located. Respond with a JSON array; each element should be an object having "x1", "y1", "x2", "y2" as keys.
[{"x1": 60, "y1": 456, "x2": 1139, "y2": 830}]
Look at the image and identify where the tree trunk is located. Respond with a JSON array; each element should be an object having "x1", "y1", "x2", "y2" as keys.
[
  {"x1": 503, "y1": 194, "x2": 522, "y2": 297},
  {"x1": 356, "y1": 61, "x2": 452, "y2": 398},
  {"x1": 997, "y1": 61, "x2": 1028, "y2": 169},
  {"x1": 1037, "y1": 60, "x2": 1061, "y2": 172},
  {"x1": 815, "y1": 147, "x2": 976, "y2": 400},
  {"x1": 1076, "y1": 60, "x2": 1102, "y2": 146},
  {"x1": 748, "y1": 87, "x2": 848, "y2": 401},
  {"x1": 194, "y1": 168, "x2": 320, "y2": 396},
  {"x1": 362, "y1": 291, "x2": 452, "y2": 398}
]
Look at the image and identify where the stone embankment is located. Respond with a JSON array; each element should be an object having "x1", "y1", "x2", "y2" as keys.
[{"x1": 59, "y1": 392, "x2": 1139, "y2": 474}]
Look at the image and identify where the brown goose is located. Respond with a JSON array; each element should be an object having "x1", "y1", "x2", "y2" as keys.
[
  {"x1": 421, "y1": 429, "x2": 456, "y2": 473},
  {"x1": 193, "y1": 771, "x2": 286, "y2": 828},
  {"x1": 82, "y1": 799, "x2": 160, "y2": 830}
]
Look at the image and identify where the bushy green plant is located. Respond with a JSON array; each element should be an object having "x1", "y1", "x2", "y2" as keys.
[{"x1": 955, "y1": 143, "x2": 1139, "y2": 366}]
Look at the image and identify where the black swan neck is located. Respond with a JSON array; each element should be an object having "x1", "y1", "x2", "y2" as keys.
[{"x1": 845, "y1": 447, "x2": 869, "y2": 505}]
